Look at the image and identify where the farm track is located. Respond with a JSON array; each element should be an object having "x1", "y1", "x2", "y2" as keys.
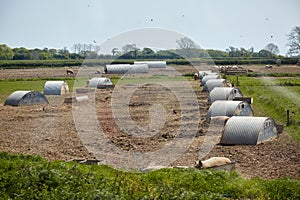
[{"x1": 0, "y1": 66, "x2": 299, "y2": 179}]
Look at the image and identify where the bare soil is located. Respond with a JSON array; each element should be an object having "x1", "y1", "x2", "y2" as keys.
[{"x1": 0, "y1": 65, "x2": 299, "y2": 179}]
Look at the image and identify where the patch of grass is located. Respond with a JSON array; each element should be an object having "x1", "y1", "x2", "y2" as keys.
[
  {"x1": 0, "y1": 78, "x2": 76, "y2": 104},
  {"x1": 246, "y1": 72, "x2": 300, "y2": 77},
  {"x1": 0, "y1": 152, "x2": 299, "y2": 199},
  {"x1": 226, "y1": 75, "x2": 300, "y2": 140}
]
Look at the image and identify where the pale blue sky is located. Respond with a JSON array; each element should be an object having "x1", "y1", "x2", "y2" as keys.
[{"x1": 0, "y1": 0, "x2": 299, "y2": 55}]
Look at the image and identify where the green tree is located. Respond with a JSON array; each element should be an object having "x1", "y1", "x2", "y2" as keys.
[
  {"x1": 264, "y1": 43, "x2": 279, "y2": 55},
  {"x1": 0, "y1": 44, "x2": 14, "y2": 60},
  {"x1": 141, "y1": 47, "x2": 155, "y2": 55},
  {"x1": 258, "y1": 49, "x2": 273, "y2": 58},
  {"x1": 111, "y1": 48, "x2": 120, "y2": 56},
  {"x1": 122, "y1": 44, "x2": 138, "y2": 53},
  {"x1": 176, "y1": 37, "x2": 199, "y2": 58},
  {"x1": 13, "y1": 47, "x2": 31, "y2": 60},
  {"x1": 287, "y1": 26, "x2": 300, "y2": 56}
]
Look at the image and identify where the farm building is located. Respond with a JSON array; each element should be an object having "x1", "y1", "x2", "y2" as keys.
[
  {"x1": 220, "y1": 116, "x2": 278, "y2": 145},
  {"x1": 134, "y1": 61, "x2": 167, "y2": 68},
  {"x1": 88, "y1": 77, "x2": 113, "y2": 88},
  {"x1": 200, "y1": 74, "x2": 221, "y2": 86},
  {"x1": 208, "y1": 87, "x2": 243, "y2": 102},
  {"x1": 203, "y1": 79, "x2": 232, "y2": 92},
  {"x1": 104, "y1": 64, "x2": 148, "y2": 74},
  {"x1": 43, "y1": 81, "x2": 69, "y2": 95},
  {"x1": 207, "y1": 100, "x2": 253, "y2": 118},
  {"x1": 4, "y1": 91, "x2": 49, "y2": 106},
  {"x1": 198, "y1": 71, "x2": 217, "y2": 80}
]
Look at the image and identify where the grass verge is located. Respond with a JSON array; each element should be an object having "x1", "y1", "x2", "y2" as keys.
[{"x1": 0, "y1": 152, "x2": 299, "y2": 199}]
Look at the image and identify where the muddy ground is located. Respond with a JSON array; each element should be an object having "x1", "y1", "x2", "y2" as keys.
[{"x1": 0, "y1": 65, "x2": 299, "y2": 179}]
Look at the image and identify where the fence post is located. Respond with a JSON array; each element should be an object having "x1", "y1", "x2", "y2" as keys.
[{"x1": 287, "y1": 110, "x2": 290, "y2": 126}]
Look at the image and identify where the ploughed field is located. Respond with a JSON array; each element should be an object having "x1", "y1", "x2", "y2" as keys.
[{"x1": 0, "y1": 65, "x2": 299, "y2": 179}]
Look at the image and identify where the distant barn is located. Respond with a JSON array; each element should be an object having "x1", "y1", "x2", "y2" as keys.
[
  {"x1": 220, "y1": 116, "x2": 278, "y2": 145},
  {"x1": 4, "y1": 91, "x2": 49, "y2": 106},
  {"x1": 104, "y1": 64, "x2": 148, "y2": 74},
  {"x1": 43, "y1": 81, "x2": 69, "y2": 95},
  {"x1": 203, "y1": 79, "x2": 232, "y2": 92},
  {"x1": 208, "y1": 87, "x2": 243, "y2": 102},
  {"x1": 207, "y1": 100, "x2": 253, "y2": 118},
  {"x1": 134, "y1": 61, "x2": 166, "y2": 68}
]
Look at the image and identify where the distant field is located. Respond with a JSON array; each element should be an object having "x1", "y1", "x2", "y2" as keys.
[{"x1": 226, "y1": 75, "x2": 300, "y2": 140}]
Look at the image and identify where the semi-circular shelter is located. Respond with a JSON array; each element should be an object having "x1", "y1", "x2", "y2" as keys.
[
  {"x1": 43, "y1": 81, "x2": 69, "y2": 95},
  {"x1": 104, "y1": 64, "x2": 148, "y2": 74},
  {"x1": 208, "y1": 87, "x2": 243, "y2": 102},
  {"x1": 88, "y1": 77, "x2": 113, "y2": 88},
  {"x1": 200, "y1": 75, "x2": 221, "y2": 86},
  {"x1": 4, "y1": 91, "x2": 49, "y2": 106},
  {"x1": 203, "y1": 79, "x2": 232, "y2": 92},
  {"x1": 134, "y1": 61, "x2": 166, "y2": 68},
  {"x1": 207, "y1": 100, "x2": 253, "y2": 118},
  {"x1": 220, "y1": 116, "x2": 278, "y2": 145},
  {"x1": 198, "y1": 71, "x2": 216, "y2": 80}
]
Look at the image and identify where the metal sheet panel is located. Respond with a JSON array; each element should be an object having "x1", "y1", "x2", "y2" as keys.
[
  {"x1": 88, "y1": 78, "x2": 113, "y2": 88},
  {"x1": 207, "y1": 100, "x2": 253, "y2": 118},
  {"x1": 208, "y1": 87, "x2": 243, "y2": 102},
  {"x1": 201, "y1": 75, "x2": 221, "y2": 86},
  {"x1": 228, "y1": 88, "x2": 243, "y2": 100},
  {"x1": 203, "y1": 79, "x2": 231, "y2": 92},
  {"x1": 221, "y1": 116, "x2": 277, "y2": 145},
  {"x1": 134, "y1": 61, "x2": 166, "y2": 68},
  {"x1": 4, "y1": 91, "x2": 48, "y2": 106},
  {"x1": 198, "y1": 71, "x2": 213, "y2": 80},
  {"x1": 257, "y1": 118, "x2": 278, "y2": 144},
  {"x1": 44, "y1": 81, "x2": 69, "y2": 95},
  {"x1": 105, "y1": 64, "x2": 148, "y2": 74},
  {"x1": 4, "y1": 91, "x2": 29, "y2": 106}
]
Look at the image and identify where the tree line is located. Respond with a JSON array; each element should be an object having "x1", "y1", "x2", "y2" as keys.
[{"x1": 1, "y1": 26, "x2": 299, "y2": 61}]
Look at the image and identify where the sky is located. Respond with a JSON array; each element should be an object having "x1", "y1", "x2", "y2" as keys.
[{"x1": 0, "y1": 0, "x2": 299, "y2": 55}]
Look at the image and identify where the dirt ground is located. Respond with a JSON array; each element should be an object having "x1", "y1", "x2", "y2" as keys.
[{"x1": 0, "y1": 65, "x2": 299, "y2": 179}]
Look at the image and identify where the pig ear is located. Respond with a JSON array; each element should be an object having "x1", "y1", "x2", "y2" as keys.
[{"x1": 195, "y1": 160, "x2": 202, "y2": 169}]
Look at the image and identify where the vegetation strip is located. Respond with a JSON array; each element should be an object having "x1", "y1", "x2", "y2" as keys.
[{"x1": 0, "y1": 152, "x2": 299, "y2": 199}]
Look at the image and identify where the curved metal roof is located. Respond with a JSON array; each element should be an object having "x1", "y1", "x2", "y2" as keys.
[
  {"x1": 4, "y1": 91, "x2": 49, "y2": 106},
  {"x1": 44, "y1": 81, "x2": 69, "y2": 95},
  {"x1": 134, "y1": 61, "x2": 166, "y2": 68},
  {"x1": 198, "y1": 71, "x2": 213, "y2": 80},
  {"x1": 105, "y1": 64, "x2": 148, "y2": 74},
  {"x1": 88, "y1": 77, "x2": 113, "y2": 88},
  {"x1": 203, "y1": 79, "x2": 231, "y2": 92},
  {"x1": 221, "y1": 116, "x2": 278, "y2": 145},
  {"x1": 208, "y1": 87, "x2": 243, "y2": 102},
  {"x1": 200, "y1": 75, "x2": 221, "y2": 86},
  {"x1": 207, "y1": 100, "x2": 253, "y2": 118}
]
